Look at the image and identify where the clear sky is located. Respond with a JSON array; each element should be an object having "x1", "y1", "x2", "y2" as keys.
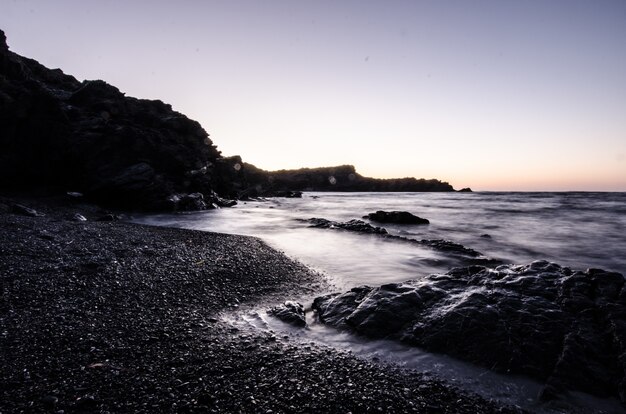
[{"x1": 1, "y1": 0, "x2": 625, "y2": 190}]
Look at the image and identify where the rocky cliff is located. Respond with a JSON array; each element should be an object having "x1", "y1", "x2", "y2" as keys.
[{"x1": 0, "y1": 29, "x2": 245, "y2": 210}]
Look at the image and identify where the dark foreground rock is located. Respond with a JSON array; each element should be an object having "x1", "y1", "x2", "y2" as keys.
[
  {"x1": 0, "y1": 196, "x2": 518, "y2": 413},
  {"x1": 365, "y1": 210, "x2": 429, "y2": 225},
  {"x1": 313, "y1": 260, "x2": 626, "y2": 403}
]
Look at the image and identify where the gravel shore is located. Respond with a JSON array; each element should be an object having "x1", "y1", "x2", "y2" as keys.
[{"x1": 0, "y1": 196, "x2": 519, "y2": 413}]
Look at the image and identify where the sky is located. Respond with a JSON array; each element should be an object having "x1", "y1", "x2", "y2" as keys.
[{"x1": 1, "y1": 0, "x2": 625, "y2": 191}]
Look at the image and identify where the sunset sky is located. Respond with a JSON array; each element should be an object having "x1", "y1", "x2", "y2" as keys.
[{"x1": 1, "y1": 0, "x2": 625, "y2": 191}]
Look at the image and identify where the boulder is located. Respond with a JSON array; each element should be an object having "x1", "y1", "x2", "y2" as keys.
[
  {"x1": 306, "y1": 218, "x2": 388, "y2": 234},
  {"x1": 365, "y1": 210, "x2": 429, "y2": 225},
  {"x1": 313, "y1": 261, "x2": 626, "y2": 402},
  {"x1": 269, "y1": 301, "x2": 307, "y2": 327},
  {"x1": 458, "y1": 187, "x2": 473, "y2": 192}
]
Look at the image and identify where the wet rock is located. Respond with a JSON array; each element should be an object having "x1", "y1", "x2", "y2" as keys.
[
  {"x1": 66, "y1": 191, "x2": 84, "y2": 199},
  {"x1": 365, "y1": 211, "x2": 429, "y2": 225},
  {"x1": 304, "y1": 217, "x2": 495, "y2": 262},
  {"x1": 69, "y1": 213, "x2": 88, "y2": 221},
  {"x1": 415, "y1": 238, "x2": 481, "y2": 257},
  {"x1": 458, "y1": 188, "x2": 473, "y2": 192},
  {"x1": 167, "y1": 193, "x2": 208, "y2": 211},
  {"x1": 11, "y1": 204, "x2": 44, "y2": 217},
  {"x1": 307, "y1": 218, "x2": 387, "y2": 234},
  {"x1": 480, "y1": 234, "x2": 491, "y2": 238},
  {"x1": 207, "y1": 191, "x2": 237, "y2": 208},
  {"x1": 313, "y1": 260, "x2": 626, "y2": 402},
  {"x1": 269, "y1": 301, "x2": 307, "y2": 327}
]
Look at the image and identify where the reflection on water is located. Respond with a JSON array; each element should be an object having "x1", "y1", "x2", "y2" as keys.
[{"x1": 133, "y1": 192, "x2": 626, "y2": 413}]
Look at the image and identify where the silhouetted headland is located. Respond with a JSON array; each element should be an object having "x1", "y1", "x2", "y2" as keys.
[{"x1": 1, "y1": 29, "x2": 458, "y2": 212}]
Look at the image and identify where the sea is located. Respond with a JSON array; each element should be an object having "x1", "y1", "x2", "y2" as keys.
[{"x1": 134, "y1": 191, "x2": 626, "y2": 413}]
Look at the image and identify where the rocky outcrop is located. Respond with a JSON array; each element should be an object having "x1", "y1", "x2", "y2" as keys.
[
  {"x1": 242, "y1": 164, "x2": 455, "y2": 195},
  {"x1": 268, "y1": 301, "x2": 307, "y2": 327},
  {"x1": 303, "y1": 217, "x2": 498, "y2": 265},
  {"x1": 365, "y1": 211, "x2": 429, "y2": 225},
  {"x1": 0, "y1": 29, "x2": 244, "y2": 210},
  {"x1": 306, "y1": 218, "x2": 388, "y2": 234},
  {"x1": 313, "y1": 261, "x2": 626, "y2": 402}
]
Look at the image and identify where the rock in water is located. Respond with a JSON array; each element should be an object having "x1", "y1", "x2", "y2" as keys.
[
  {"x1": 269, "y1": 301, "x2": 307, "y2": 327},
  {"x1": 313, "y1": 261, "x2": 626, "y2": 402},
  {"x1": 303, "y1": 217, "x2": 498, "y2": 265},
  {"x1": 306, "y1": 218, "x2": 388, "y2": 234},
  {"x1": 365, "y1": 211, "x2": 429, "y2": 225}
]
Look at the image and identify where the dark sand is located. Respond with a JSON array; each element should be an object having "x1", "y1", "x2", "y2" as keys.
[{"x1": 0, "y1": 196, "x2": 519, "y2": 413}]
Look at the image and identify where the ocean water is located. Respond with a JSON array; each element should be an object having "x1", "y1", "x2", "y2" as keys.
[
  {"x1": 133, "y1": 192, "x2": 626, "y2": 413},
  {"x1": 135, "y1": 192, "x2": 626, "y2": 289}
]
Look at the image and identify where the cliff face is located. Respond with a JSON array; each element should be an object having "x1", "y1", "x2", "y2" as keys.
[
  {"x1": 0, "y1": 29, "x2": 243, "y2": 210},
  {"x1": 242, "y1": 164, "x2": 454, "y2": 195}
]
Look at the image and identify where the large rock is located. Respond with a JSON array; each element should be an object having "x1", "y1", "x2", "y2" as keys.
[
  {"x1": 0, "y1": 29, "x2": 242, "y2": 210},
  {"x1": 307, "y1": 218, "x2": 388, "y2": 234},
  {"x1": 269, "y1": 301, "x2": 307, "y2": 327},
  {"x1": 313, "y1": 261, "x2": 626, "y2": 402},
  {"x1": 365, "y1": 210, "x2": 429, "y2": 225}
]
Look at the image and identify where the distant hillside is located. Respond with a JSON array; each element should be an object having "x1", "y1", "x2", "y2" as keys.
[{"x1": 241, "y1": 164, "x2": 454, "y2": 196}]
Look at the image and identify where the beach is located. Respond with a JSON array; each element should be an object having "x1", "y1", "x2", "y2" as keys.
[{"x1": 0, "y1": 195, "x2": 516, "y2": 413}]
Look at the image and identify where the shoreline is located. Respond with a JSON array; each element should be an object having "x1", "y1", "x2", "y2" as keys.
[{"x1": 0, "y1": 195, "x2": 518, "y2": 413}]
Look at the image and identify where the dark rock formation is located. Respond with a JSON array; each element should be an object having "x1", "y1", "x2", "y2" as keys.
[
  {"x1": 458, "y1": 188, "x2": 473, "y2": 192},
  {"x1": 0, "y1": 29, "x2": 244, "y2": 210},
  {"x1": 242, "y1": 164, "x2": 455, "y2": 195},
  {"x1": 304, "y1": 217, "x2": 498, "y2": 264},
  {"x1": 365, "y1": 211, "x2": 429, "y2": 225},
  {"x1": 306, "y1": 218, "x2": 388, "y2": 234},
  {"x1": 313, "y1": 261, "x2": 626, "y2": 402},
  {"x1": 268, "y1": 301, "x2": 307, "y2": 327}
]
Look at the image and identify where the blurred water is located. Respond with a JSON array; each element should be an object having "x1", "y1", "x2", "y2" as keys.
[
  {"x1": 133, "y1": 192, "x2": 626, "y2": 413},
  {"x1": 134, "y1": 192, "x2": 626, "y2": 290}
]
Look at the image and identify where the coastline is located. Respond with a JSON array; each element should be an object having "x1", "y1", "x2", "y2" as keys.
[{"x1": 0, "y1": 195, "x2": 518, "y2": 413}]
